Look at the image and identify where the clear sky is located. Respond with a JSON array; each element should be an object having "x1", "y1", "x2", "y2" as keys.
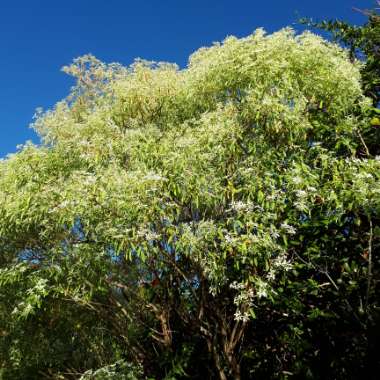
[{"x1": 0, "y1": 0, "x2": 373, "y2": 157}]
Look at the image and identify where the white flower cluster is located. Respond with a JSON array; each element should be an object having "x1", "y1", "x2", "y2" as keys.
[
  {"x1": 273, "y1": 253, "x2": 292, "y2": 271},
  {"x1": 270, "y1": 226, "x2": 280, "y2": 239},
  {"x1": 280, "y1": 222, "x2": 297, "y2": 235},
  {"x1": 356, "y1": 172, "x2": 373, "y2": 180},
  {"x1": 31, "y1": 278, "x2": 48, "y2": 294},
  {"x1": 230, "y1": 281, "x2": 247, "y2": 290},
  {"x1": 294, "y1": 189, "x2": 309, "y2": 212},
  {"x1": 48, "y1": 200, "x2": 77, "y2": 213},
  {"x1": 346, "y1": 157, "x2": 366, "y2": 164},
  {"x1": 230, "y1": 278, "x2": 273, "y2": 322},
  {"x1": 137, "y1": 228, "x2": 160, "y2": 241},
  {"x1": 295, "y1": 189, "x2": 307, "y2": 198},
  {"x1": 266, "y1": 269, "x2": 276, "y2": 281},
  {"x1": 292, "y1": 176, "x2": 303, "y2": 185},
  {"x1": 231, "y1": 282, "x2": 254, "y2": 322},
  {"x1": 231, "y1": 282, "x2": 255, "y2": 307},
  {"x1": 228, "y1": 200, "x2": 254, "y2": 213},
  {"x1": 224, "y1": 232, "x2": 237, "y2": 245},
  {"x1": 256, "y1": 279, "x2": 269, "y2": 299},
  {"x1": 234, "y1": 288, "x2": 255, "y2": 305},
  {"x1": 295, "y1": 202, "x2": 309, "y2": 212},
  {"x1": 266, "y1": 186, "x2": 285, "y2": 201},
  {"x1": 234, "y1": 309, "x2": 250, "y2": 322},
  {"x1": 209, "y1": 285, "x2": 218, "y2": 297}
]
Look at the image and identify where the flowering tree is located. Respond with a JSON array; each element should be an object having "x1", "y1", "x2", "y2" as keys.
[{"x1": 0, "y1": 29, "x2": 379, "y2": 379}]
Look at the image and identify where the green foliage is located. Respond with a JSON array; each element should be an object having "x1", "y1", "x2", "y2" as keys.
[
  {"x1": 301, "y1": 1, "x2": 380, "y2": 157},
  {"x1": 0, "y1": 28, "x2": 379, "y2": 379},
  {"x1": 301, "y1": 2, "x2": 380, "y2": 106}
]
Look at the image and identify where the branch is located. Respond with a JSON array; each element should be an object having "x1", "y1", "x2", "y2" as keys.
[
  {"x1": 356, "y1": 127, "x2": 371, "y2": 157},
  {"x1": 161, "y1": 249, "x2": 199, "y2": 302},
  {"x1": 229, "y1": 319, "x2": 248, "y2": 352},
  {"x1": 365, "y1": 219, "x2": 373, "y2": 310}
]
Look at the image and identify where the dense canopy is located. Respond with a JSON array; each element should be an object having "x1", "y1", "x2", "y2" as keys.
[{"x1": 0, "y1": 29, "x2": 379, "y2": 379}]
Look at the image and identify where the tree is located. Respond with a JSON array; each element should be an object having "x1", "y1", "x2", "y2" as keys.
[{"x1": 0, "y1": 29, "x2": 379, "y2": 379}]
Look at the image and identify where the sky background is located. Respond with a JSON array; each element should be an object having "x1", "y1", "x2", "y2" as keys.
[{"x1": 0, "y1": 0, "x2": 374, "y2": 157}]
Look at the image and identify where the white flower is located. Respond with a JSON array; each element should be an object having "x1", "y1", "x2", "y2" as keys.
[
  {"x1": 256, "y1": 282, "x2": 269, "y2": 299},
  {"x1": 295, "y1": 190, "x2": 307, "y2": 198},
  {"x1": 229, "y1": 201, "x2": 254, "y2": 213},
  {"x1": 257, "y1": 289, "x2": 267, "y2": 298},
  {"x1": 273, "y1": 254, "x2": 292, "y2": 271},
  {"x1": 266, "y1": 269, "x2": 276, "y2": 281},
  {"x1": 224, "y1": 233, "x2": 236, "y2": 245},
  {"x1": 280, "y1": 223, "x2": 297, "y2": 235},
  {"x1": 230, "y1": 281, "x2": 245, "y2": 290},
  {"x1": 357, "y1": 173, "x2": 373, "y2": 180},
  {"x1": 234, "y1": 310, "x2": 250, "y2": 322},
  {"x1": 145, "y1": 231, "x2": 160, "y2": 241},
  {"x1": 210, "y1": 286, "x2": 218, "y2": 296},
  {"x1": 270, "y1": 226, "x2": 280, "y2": 239},
  {"x1": 137, "y1": 228, "x2": 160, "y2": 241}
]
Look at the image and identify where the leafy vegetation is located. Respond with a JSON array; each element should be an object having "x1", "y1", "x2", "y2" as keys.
[
  {"x1": 0, "y1": 27, "x2": 379, "y2": 379},
  {"x1": 301, "y1": 1, "x2": 380, "y2": 156}
]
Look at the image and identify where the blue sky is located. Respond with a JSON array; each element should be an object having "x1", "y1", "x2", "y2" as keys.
[{"x1": 0, "y1": 0, "x2": 373, "y2": 157}]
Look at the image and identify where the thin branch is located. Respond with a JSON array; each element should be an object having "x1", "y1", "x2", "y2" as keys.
[
  {"x1": 356, "y1": 128, "x2": 371, "y2": 157},
  {"x1": 365, "y1": 219, "x2": 373, "y2": 310},
  {"x1": 161, "y1": 249, "x2": 199, "y2": 302}
]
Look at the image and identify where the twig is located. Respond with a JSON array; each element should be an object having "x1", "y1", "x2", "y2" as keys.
[
  {"x1": 365, "y1": 219, "x2": 373, "y2": 310},
  {"x1": 356, "y1": 128, "x2": 371, "y2": 157}
]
